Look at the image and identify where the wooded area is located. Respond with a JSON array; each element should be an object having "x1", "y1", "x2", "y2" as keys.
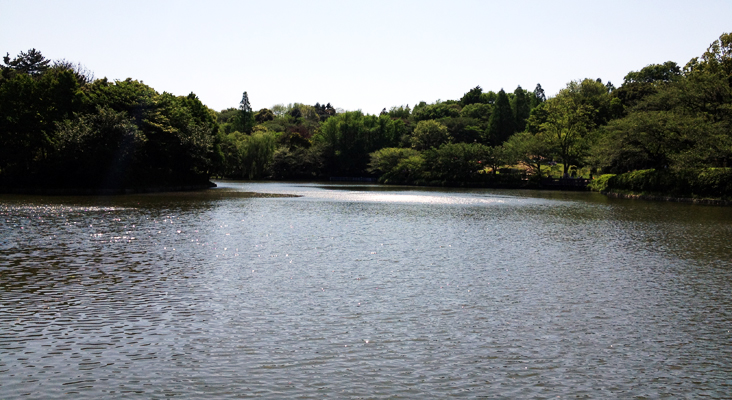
[{"x1": 2, "y1": 32, "x2": 731, "y2": 198}]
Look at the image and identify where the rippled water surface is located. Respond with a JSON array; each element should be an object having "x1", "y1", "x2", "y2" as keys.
[{"x1": 1, "y1": 181, "x2": 731, "y2": 398}]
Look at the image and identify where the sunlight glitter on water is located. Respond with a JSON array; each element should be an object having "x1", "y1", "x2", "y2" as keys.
[
  {"x1": 1, "y1": 183, "x2": 732, "y2": 399},
  {"x1": 334, "y1": 193, "x2": 508, "y2": 205}
]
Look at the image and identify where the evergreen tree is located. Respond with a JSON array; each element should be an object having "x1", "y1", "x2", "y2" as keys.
[
  {"x1": 239, "y1": 91, "x2": 252, "y2": 113},
  {"x1": 487, "y1": 89, "x2": 516, "y2": 145},
  {"x1": 233, "y1": 91, "x2": 255, "y2": 133},
  {"x1": 512, "y1": 86, "x2": 531, "y2": 132},
  {"x1": 2, "y1": 48, "x2": 50, "y2": 77},
  {"x1": 531, "y1": 83, "x2": 546, "y2": 108}
]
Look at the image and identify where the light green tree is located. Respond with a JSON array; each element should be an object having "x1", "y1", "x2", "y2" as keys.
[
  {"x1": 538, "y1": 94, "x2": 594, "y2": 176},
  {"x1": 685, "y1": 32, "x2": 732, "y2": 82},
  {"x1": 411, "y1": 120, "x2": 451, "y2": 150},
  {"x1": 460, "y1": 103, "x2": 492, "y2": 121}
]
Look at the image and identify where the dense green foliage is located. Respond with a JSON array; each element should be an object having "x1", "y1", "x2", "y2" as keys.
[
  {"x1": 0, "y1": 49, "x2": 219, "y2": 190},
  {"x1": 596, "y1": 169, "x2": 732, "y2": 199},
  {"x1": 586, "y1": 174, "x2": 615, "y2": 192},
  {"x1": 316, "y1": 111, "x2": 403, "y2": 176},
  {"x1": 220, "y1": 129, "x2": 278, "y2": 179},
  {"x1": 368, "y1": 143, "x2": 523, "y2": 187},
  {"x1": 3, "y1": 32, "x2": 732, "y2": 198}
]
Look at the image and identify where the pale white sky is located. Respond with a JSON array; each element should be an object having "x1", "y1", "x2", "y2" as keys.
[{"x1": 2, "y1": 0, "x2": 731, "y2": 114}]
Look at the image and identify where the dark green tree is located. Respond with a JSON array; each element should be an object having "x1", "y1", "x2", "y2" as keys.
[
  {"x1": 624, "y1": 61, "x2": 681, "y2": 83},
  {"x1": 422, "y1": 142, "x2": 491, "y2": 181},
  {"x1": 460, "y1": 86, "x2": 483, "y2": 106},
  {"x1": 387, "y1": 105, "x2": 411, "y2": 120},
  {"x1": 0, "y1": 66, "x2": 85, "y2": 177},
  {"x1": 316, "y1": 111, "x2": 402, "y2": 176},
  {"x1": 593, "y1": 71, "x2": 732, "y2": 172},
  {"x1": 255, "y1": 108, "x2": 275, "y2": 123},
  {"x1": 311, "y1": 102, "x2": 336, "y2": 121},
  {"x1": 592, "y1": 110, "x2": 698, "y2": 172},
  {"x1": 51, "y1": 59, "x2": 94, "y2": 85},
  {"x1": 613, "y1": 62, "x2": 682, "y2": 110},
  {"x1": 51, "y1": 107, "x2": 144, "y2": 187},
  {"x1": 288, "y1": 106, "x2": 302, "y2": 119},
  {"x1": 232, "y1": 91, "x2": 255, "y2": 133},
  {"x1": 2, "y1": 49, "x2": 50, "y2": 77},
  {"x1": 512, "y1": 86, "x2": 531, "y2": 132},
  {"x1": 481, "y1": 91, "x2": 498, "y2": 104},
  {"x1": 531, "y1": 84, "x2": 546, "y2": 108},
  {"x1": 487, "y1": 89, "x2": 516, "y2": 145},
  {"x1": 460, "y1": 103, "x2": 492, "y2": 122},
  {"x1": 85, "y1": 79, "x2": 219, "y2": 185},
  {"x1": 439, "y1": 117, "x2": 483, "y2": 143}
]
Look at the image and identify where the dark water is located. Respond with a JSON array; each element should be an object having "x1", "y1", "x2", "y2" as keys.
[{"x1": 1, "y1": 181, "x2": 731, "y2": 399}]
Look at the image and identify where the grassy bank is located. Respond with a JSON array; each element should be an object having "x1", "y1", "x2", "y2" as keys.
[{"x1": 589, "y1": 168, "x2": 732, "y2": 202}]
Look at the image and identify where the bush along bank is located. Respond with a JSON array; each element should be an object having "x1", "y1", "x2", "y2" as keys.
[{"x1": 589, "y1": 169, "x2": 732, "y2": 205}]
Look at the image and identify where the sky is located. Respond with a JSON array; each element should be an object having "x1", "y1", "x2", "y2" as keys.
[{"x1": 2, "y1": 0, "x2": 731, "y2": 114}]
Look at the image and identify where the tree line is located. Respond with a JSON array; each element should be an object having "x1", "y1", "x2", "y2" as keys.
[
  {"x1": 1, "y1": 32, "x2": 731, "y2": 196},
  {"x1": 212, "y1": 31, "x2": 732, "y2": 193}
]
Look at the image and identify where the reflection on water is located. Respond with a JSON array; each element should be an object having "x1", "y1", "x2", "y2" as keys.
[{"x1": 1, "y1": 181, "x2": 731, "y2": 398}]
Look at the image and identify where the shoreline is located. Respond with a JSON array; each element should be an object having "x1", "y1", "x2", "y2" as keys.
[
  {"x1": 602, "y1": 191, "x2": 732, "y2": 206},
  {"x1": 0, "y1": 182, "x2": 217, "y2": 196},
  {"x1": 6, "y1": 180, "x2": 730, "y2": 206}
]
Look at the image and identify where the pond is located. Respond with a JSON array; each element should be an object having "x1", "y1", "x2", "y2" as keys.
[{"x1": 1, "y1": 181, "x2": 731, "y2": 398}]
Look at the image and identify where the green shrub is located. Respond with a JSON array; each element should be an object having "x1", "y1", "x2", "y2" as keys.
[
  {"x1": 587, "y1": 174, "x2": 616, "y2": 192},
  {"x1": 604, "y1": 168, "x2": 732, "y2": 198},
  {"x1": 368, "y1": 147, "x2": 424, "y2": 183}
]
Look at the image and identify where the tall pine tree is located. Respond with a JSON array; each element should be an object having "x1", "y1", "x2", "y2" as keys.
[
  {"x1": 233, "y1": 91, "x2": 255, "y2": 133},
  {"x1": 531, "y1": 84, "x2": 546, "y2": 108}
]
